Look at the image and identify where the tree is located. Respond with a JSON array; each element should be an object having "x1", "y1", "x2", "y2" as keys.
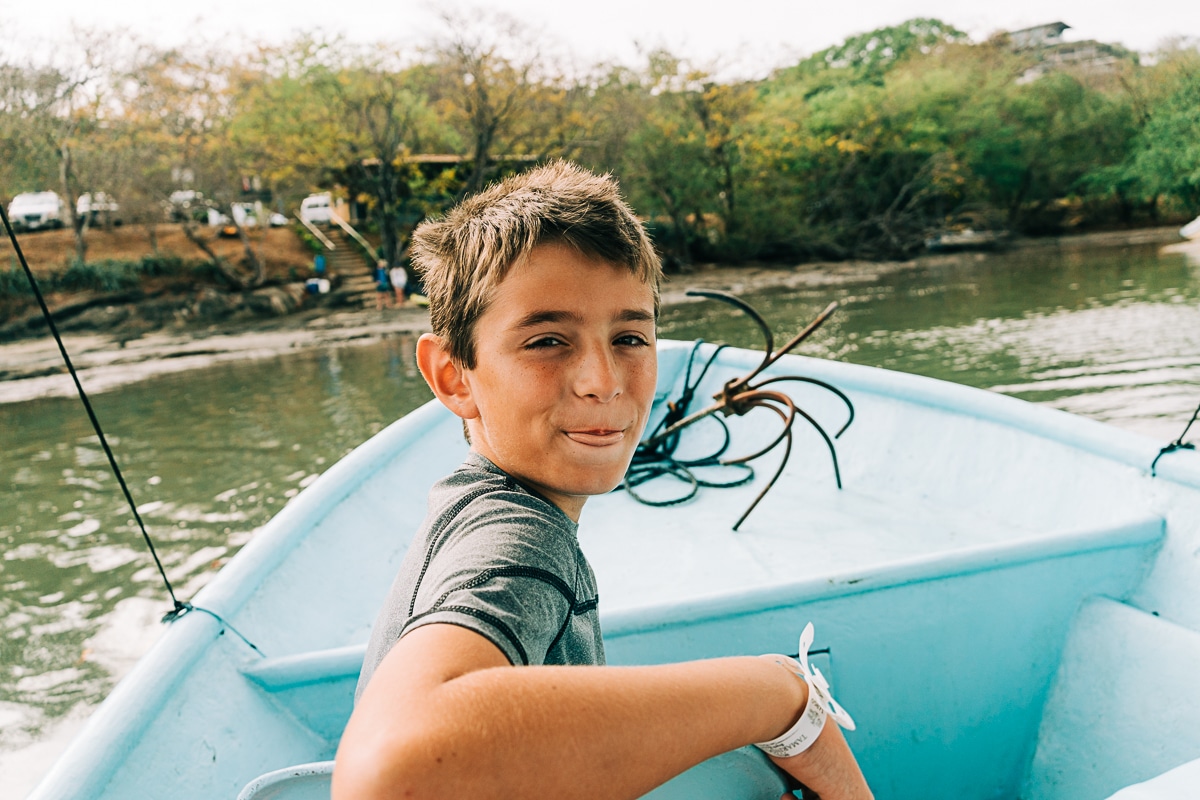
[
  {"x1": 125, "y1": 45, "x2": 266, "y2": 288},
  {"x1": 1119, "y1": 52, "x2": 1200, "y2": 213},
  {"x1": 0, "y1": 29, "x2": 125, "y2": 264},
  {"x1": 330, "y1": 55, "x2": 451, "y2": 267},
  {"x1": 225, "y1": 36, "x2": 349, "y2": 209},
  {"x1": 429, "y1": 11, "x2": 543, "y2": 194}
]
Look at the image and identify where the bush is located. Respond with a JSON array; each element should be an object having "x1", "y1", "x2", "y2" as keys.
[
  {"x1": 0, "y1": 264, "x2": 33, "y2": 297},
  {"x1": 0, "y1": 255, "x2": 201, "y2": 300},
  {"x1": 60, "y1": 260, "x2": 140, "y2": 292}
]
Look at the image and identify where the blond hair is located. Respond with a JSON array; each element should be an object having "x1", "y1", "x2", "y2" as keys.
[{"x1": 410, "y1": 160, "x2": 662, "y2": 369}]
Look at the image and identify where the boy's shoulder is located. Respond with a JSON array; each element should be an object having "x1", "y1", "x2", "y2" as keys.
[{"x1": 426, "y1": 452, "x2": 580, "y2": 560}]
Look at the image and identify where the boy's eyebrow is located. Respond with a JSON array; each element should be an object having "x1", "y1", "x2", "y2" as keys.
[{"x1": 514, "y1": 308, "x2": 655, "y2": 328}]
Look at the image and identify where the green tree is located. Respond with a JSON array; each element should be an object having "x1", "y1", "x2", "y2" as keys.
[{"x1": 1120, "y1": 54, "x2": 1200, "y2": 213}]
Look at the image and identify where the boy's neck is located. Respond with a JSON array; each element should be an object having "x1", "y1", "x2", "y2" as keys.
[{"x1": 472, "y1": 448, "x2": 587, "y2": 523}]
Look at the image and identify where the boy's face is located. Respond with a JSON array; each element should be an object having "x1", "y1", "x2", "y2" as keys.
[{"x1": 462, "y1": 242, "x2": 657, "y2": 521}]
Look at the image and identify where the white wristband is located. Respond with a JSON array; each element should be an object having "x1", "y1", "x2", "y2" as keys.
[
  {"x1": 754, "y1": 622, "x2": 856, "y2": 759},
  {"x1": 754, "y1": 659, "x2": 828, "y2": 757}
]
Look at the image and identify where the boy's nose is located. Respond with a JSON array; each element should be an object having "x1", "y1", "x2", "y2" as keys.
[{"x1": 574, "y1": 344, "x2": 622, "y2": 402}]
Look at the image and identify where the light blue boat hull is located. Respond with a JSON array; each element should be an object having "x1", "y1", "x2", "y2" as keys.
[{"x1": 30, "y1": 341, "x2": 1200, "y2": 800}]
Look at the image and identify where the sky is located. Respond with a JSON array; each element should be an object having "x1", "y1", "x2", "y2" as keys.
[{"x1": 4, "y1": 0, "x2": 1199, "y2": 77}]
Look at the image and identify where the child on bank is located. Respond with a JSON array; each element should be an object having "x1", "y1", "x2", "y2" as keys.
[{"x1": 334, "y1": 161, "x2": 872, "y2": 800}]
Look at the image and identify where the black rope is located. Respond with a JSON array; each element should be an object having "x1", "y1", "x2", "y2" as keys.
[
  {"x1": 1, "y1": 202, "x2": 264, "y2": 657},
  {"x1": 622, "y1": 341, "x2": 755, "y2": 506},
  {"x1": 164, "y1": 603, "x2": 266, "y2": 657},
  {"x1": 622, "y1": 295, "x2": 855, "y2": 529},
  {"x1": 1151, "y1": 399, "x2": 1200, "y2": 476}
]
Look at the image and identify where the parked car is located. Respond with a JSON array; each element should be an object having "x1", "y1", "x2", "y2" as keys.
[
  {"x1": 7, "y1": 191, "x2": 64, "y2": 231},
  {"x1": 299, "y1": 192, "x2": 332, "y2": 224},
  {"x1": 77, "y1": 192, "x2": 122, "y2": 226},
  {"x1": 166, "y1": 190, "x2": 207, "y2": 222}
]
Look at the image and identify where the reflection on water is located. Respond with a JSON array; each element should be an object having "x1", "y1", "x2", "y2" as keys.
[
  {"x1": 659, "y1": 244, "x2": 1200, "y2": 439},
  {"x1": 2, "y1": 243, "x2": 1199, "y2": 793}
]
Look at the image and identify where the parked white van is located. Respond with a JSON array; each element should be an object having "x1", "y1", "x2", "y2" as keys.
[
  {"x1": 299, "y1": 193, "x2": 332, "y2": 224},
  {"x1": 8, "y1": 191, "x2": 64, "y2": 231},
  {"x1": 77, "y1": 192, "x2": 122, "y2": 226}
]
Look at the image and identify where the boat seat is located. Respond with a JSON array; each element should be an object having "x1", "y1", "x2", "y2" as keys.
[
  {"x1": 234, "y1": 751, "x2": 787, "y2": 800},
  {"x1": 242, "y1": 644, "x2": 365, "y2": 743},
  {"x1": 237, "y1": 760, "x2": 334, "y2": 800},
  {"x1": 1104, "y1": 757, "x2": 1200, "y2": 799},
  {"x1": 1024, "y1": 598, "x2": 1200, "y2": 800}
]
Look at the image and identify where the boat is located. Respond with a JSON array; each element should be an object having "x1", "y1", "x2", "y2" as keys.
[
  {"x1": 1181, "y1": 215, "x2": 1200, "y2": 241},
  {"x1": 27, "y1": 336, "x2": 1200, "y2": 800},
  {"x1": 924, "y1": 228, "x2": 1006, "y2": 252}
]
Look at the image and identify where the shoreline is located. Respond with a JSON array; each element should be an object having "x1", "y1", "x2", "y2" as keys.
[{"x1": 0, "y1": 226, "x2": 1187, "y2": 405}]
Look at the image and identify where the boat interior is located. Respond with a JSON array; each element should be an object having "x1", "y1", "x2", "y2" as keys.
[{"x1": 33, "y1": 341, "x2": 1200, "y2": 800}]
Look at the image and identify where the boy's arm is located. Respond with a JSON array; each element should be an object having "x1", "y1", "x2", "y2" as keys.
[{"x1": 334, "y1": 623, "x2": 872, "y2": 800}]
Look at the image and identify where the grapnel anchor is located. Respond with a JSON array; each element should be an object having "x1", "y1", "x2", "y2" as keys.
[{"x1": 624, "y1": 290, "x2": 855, "y2": 530}]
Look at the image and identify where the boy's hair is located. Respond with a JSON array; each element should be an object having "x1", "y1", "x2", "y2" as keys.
[{"x1": 410, "y1": 160, "x2": 662, "y2": 369}]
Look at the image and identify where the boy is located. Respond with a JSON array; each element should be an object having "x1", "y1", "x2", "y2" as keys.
[{"x1": 335, "y1": 162, "x2": 872, "y2": 800}]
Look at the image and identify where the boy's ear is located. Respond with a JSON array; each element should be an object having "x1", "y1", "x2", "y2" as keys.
[{"x1": 415, "y1": 333, "x2": 479, "y2": 421}]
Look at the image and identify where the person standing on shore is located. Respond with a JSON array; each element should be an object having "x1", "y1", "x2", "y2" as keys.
[
  {"x1": 390, "y1": 263, "x2": 407, "y2": 307},
  {"x1": 375, "y1": 260, "x2": 392, "y2": 311}
]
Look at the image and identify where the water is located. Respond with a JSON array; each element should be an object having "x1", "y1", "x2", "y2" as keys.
[
  {"x1": 659, "y1": 244, "x2": 1200, "y2": 439},
  {"x1": 2, "y1": 242, "x2": 1199, "y2": 795}
]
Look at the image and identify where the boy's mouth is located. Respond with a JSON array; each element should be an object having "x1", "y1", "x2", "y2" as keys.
[{"x1": 564, "y1": 429, "x2": 625, "y2": 446}]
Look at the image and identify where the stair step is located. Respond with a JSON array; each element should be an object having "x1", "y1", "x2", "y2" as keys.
[{"x1": 1024, "y1": 598, "x2": 1200, "y2": 800}]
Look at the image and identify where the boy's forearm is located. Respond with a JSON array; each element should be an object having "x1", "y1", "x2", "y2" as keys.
[{"x1": 337, "y1": 656, "x2": 867, "y2": 800}]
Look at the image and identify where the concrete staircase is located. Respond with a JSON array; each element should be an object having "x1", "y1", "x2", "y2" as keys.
[{"x1": 321, "y1": 226, "x2": 376, "y2": 308}]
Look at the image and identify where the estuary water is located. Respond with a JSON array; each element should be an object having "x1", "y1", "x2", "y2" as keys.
[{"x1": 2, "y1": 240, "x2": 1199, "y2": 795}]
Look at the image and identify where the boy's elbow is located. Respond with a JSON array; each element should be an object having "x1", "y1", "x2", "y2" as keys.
[{"x1": 333, "y1": 728, "x2": 461, "y2": 800}]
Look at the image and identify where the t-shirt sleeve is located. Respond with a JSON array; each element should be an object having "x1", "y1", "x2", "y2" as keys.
[{"x1": 400, "y1": 495, "x2": 579, "y2": 666}]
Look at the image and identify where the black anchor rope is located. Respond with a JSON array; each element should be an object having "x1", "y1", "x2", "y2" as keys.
[
  {"x1": 1, "y1": 202, "x2": 264, "y2": 657},
  {"x1": 1150, "y1": 399, "x2": 1200, "y2": 476},
  {"x1": 623, "y1": 340, "x2": 755, "y2": 507},
  {"x1": 624, "y1": 292, "x2": 855, "y2": 530}
]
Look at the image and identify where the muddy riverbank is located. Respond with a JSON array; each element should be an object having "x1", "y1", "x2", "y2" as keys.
[{"x1": 1, "y1": 226, "x2": 1187, "y2": 405}]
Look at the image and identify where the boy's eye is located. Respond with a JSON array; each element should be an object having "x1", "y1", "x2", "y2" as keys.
[
  {"x1": 526, "y1": 336, "x2": 564, "y2": 349},
  {"x1": 615, "y1": 334, "x2": 651, "y2": 347}
]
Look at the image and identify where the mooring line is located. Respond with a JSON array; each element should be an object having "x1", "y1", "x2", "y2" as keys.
[
  {"x1": 1151, "y1": 399, "x2": 1200, "y2": 476},
  {"x1": 1, "y1": 202, "x2": 265, "y2": 657}
]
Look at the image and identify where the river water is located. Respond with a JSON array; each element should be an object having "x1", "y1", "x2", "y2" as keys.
[{"x1": 2, "y1": 241, "x2": 1199, "y2": 794}]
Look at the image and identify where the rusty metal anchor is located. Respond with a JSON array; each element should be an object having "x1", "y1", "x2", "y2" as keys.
[{"x1": 625, "y1": 291, "x2": 854, "y2": 530}]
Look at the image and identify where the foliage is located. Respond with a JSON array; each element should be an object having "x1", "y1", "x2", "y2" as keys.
[
  {"x1": 2, "y1": 17, "x2": 1197, "y2": 270},
  {"x1": 1118, "y1": 54, "x2": 1200, "y2": 212},
  {"x1": 0, "y1": 255, "x2": 195, "y2": 299}
]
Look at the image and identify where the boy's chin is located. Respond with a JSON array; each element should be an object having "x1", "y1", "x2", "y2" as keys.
[{"x1": 554, "y1": 467, "x2": 630, "y2": 500}]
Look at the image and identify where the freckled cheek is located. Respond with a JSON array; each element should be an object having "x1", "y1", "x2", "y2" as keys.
[{"x1": 630, "y1": 362, "x2": 658, "y2": 410}]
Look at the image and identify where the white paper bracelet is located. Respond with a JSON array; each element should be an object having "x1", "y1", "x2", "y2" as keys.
[
  {"x1": 754, "y1": 660, "x2": 828, "y2": 757},
  {"x1": 754, "y1": 622, "x2": 856, "y2": 759}
]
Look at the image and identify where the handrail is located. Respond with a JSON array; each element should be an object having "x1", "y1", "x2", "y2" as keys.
[
  {"x1": 293, "y1": 213, "x2": 336, "y2": 251},
  {"x1": 329, "y1": 211, "x2": 376, "y2": 265}
]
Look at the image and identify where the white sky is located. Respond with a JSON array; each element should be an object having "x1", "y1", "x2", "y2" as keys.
[{"x1": 5, "y1": 0, "x2": 1199, "y2": 77}]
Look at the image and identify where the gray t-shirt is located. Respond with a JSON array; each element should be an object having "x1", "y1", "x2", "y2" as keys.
[{"x1": 356, "y1": 453, "x2": 604, "y2": 699}]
